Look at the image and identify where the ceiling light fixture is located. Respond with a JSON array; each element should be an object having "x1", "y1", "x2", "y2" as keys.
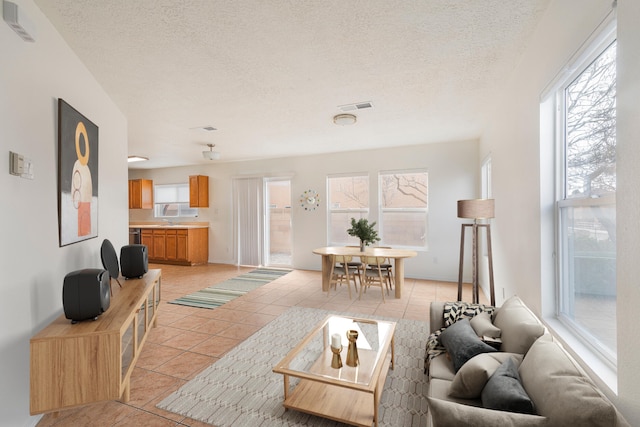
[
  {"x1": 127, "y1": 155, "x2": 148, "y2": 163},
  {"x1": 202, "y1": 144, "x2": 221, "y2": 160},
  {"x1": 333, "y1": 113, "x2": 357, "y2": 126}
]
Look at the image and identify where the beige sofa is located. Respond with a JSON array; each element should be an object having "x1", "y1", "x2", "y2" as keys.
[{"x1": 425, "y1": 296, "x2": 630, "y2": 427}]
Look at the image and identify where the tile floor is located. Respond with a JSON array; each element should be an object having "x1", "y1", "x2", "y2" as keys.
[{"x1": 36, "y1": 263, "x2": 486, "y2": 427}]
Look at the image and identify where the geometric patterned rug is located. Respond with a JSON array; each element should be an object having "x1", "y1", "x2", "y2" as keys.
[
  {"x1": 157, "y1": 306, "x2": 430, "y2": 426},
  {"x1": 168, "y1": 267, "x2": 291, "y2": 310}
]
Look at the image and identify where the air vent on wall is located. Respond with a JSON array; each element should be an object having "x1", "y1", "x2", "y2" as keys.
[{"x1": 338, "y1": 101, "x2": 373, "y2": 112}]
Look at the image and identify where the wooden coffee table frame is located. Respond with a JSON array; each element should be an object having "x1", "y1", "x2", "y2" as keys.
[{"x1": 273, "y1": 315, "x2": 396, "y2": 427}]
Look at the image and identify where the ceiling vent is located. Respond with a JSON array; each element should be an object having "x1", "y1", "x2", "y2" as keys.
[
  {"x1": 338, "y1": 101, "x2": 373, "y2": 112},
  {"x1": 191, "y1": 125, "x2": 217, "y2": 132}
]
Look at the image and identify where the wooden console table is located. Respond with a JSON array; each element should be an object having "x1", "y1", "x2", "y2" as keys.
[{"x1": 29, "y1": 269, "x2": 162, "y2": 415}]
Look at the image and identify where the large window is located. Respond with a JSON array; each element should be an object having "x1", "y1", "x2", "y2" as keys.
[
  {"x1": 555, "y1": 33, "x2": 616, "y2": 363},
  {"x1": 154, "y1": 183, "x2": 198, "y2": 218},
  {"x1": 327, "y1": 175, "x2": 369, "y2": 245},
  {"x1": 378, "y1": 170, "x2": 428, "y2": 249}
]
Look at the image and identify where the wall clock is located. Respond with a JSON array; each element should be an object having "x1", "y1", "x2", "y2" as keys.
[{"x1": 300, "y1": 189, "x2": 320, "y2": 211}]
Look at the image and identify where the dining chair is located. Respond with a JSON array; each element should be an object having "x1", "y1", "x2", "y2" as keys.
[
  {"x1": 328, "y1": 254, "x2": 357, "y2": 299},
  {"x1": 369, "y1": 247, "x2": 394, "y2": 291},
  {"x1": 347, "y1": 246, "x2": 364, "y2": 284},
  {"x1": 360, "y1": 256, "x2": 389, "y2": 303}
]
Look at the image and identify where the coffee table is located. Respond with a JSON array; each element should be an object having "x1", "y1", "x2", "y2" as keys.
[{"x1": 272, "y1": 315, "x2": 396, "y2": 427}]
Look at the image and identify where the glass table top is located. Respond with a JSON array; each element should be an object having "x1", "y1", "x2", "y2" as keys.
[{"x1": 273, "y1": 315, "x2": 396, "y2": 389}]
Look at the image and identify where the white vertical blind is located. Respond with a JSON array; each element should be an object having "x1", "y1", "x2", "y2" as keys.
[{"x1": 233, "y1": 177, "x2": 264, "y2": 266}]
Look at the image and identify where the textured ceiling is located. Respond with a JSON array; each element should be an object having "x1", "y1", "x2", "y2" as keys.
[{"x1": 34, "y1": 0, "x2": 550, "y2": 169}]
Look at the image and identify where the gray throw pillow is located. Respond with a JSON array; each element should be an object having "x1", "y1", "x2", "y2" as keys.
[
  {"x1": 481, "y1": 357, "x2": 535, "y2": 415},
  {"x1": 438, "y1": 318, "x2": 497, "y2": 372}
]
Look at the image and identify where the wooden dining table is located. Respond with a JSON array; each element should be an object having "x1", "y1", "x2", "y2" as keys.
[{"x1": 312, "y1": 246, "x2": 418, "y2": 299}]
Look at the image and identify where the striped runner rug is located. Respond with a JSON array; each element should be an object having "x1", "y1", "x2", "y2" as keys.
[{"x1": 168, "y1": 267, "x2": 291, "y2": 309}]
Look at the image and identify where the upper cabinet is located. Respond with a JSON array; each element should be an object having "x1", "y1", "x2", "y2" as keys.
[
  {"x1": 129, "y1": 179, "x2": 153, "y2": 209},
  {"x1": 189, "y1": 175, "x2": 209, "y2": 207}
]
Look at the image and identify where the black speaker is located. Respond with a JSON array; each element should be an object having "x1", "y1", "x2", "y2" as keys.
[
  {"x1": 120, "y1": 244, "x2": 148, "y2": 279},
  {"x1": 62, "y1": 269, "x2": 111, "y2": 323}
]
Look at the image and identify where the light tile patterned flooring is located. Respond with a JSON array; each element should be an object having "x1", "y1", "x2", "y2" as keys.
[{"x1": 37, "y1": 263, "x2": 486, "y2": 427}]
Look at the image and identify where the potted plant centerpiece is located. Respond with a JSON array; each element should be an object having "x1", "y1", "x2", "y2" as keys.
[{"x1": 347, "y1": 218, "x2": 381, "y2": 252}]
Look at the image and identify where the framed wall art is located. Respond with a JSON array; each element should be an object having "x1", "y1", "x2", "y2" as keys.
[{"x1": 58, "y1": 99, "x2": 99, "y2": 246}]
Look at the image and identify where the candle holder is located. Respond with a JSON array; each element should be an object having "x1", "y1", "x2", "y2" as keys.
[
  {"x1": 330, "y1": 346, "x2": 343, "y2": 369},
  {"x1": 346, "y1": 329, "x2": 359, "y2": 367}
]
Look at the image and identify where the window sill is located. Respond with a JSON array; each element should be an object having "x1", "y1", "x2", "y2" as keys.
[{"x1": 543, "y1": 316, "x2": 617, "y2": 395}]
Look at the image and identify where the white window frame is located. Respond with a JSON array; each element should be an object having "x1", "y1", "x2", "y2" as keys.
[
  {"x1": 378, "y1": 169, "x2": 428, "y2": 251},
  {"x1": 552, "y1": 21, "x2": 617, "y2": 367},
  {"x1": 327, "y1": 173, "x2": 369, "y2": 246}
]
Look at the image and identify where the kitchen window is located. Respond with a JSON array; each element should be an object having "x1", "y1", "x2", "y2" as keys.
[{"x1": 154, "y1": 183, "x2": 198, "y2": 218}]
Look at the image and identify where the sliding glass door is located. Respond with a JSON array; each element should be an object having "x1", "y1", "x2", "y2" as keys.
[{"x1": 265, "y1": 179, "x2": 292, "y2": 267}]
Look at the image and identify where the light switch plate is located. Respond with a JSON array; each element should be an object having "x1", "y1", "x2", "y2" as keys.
[
  {"x1": 9, "y1": 151, "x2": 24, "y2": 175},
  {"x1": 9, "y1": 151, "x2": 34, "y2": 179}
]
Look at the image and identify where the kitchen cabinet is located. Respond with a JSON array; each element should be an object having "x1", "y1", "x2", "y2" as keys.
[
  {"x1": 30, "y1": 270, "x2": 161, "y2": 415},
  {"x1": 189, "y1": 175, "x2": 209, "y2": 207},
  {"x1": 128, "y1": 179, "x2": 153, "y2": 209},
  {"x1": 141, "y1": 227, "x2": 208, "y2": 265}
]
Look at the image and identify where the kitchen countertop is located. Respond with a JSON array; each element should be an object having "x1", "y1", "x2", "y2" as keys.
[{"x1": 129, "y1": 222, "x2": 209, "y2": 229}]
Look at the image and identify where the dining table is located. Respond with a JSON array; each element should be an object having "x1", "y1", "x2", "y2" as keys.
[{"x1": 312, "y1": 246, "x2": 418, "y2": 299}]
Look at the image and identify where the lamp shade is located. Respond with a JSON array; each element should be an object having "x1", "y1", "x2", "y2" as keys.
[{"x1": 457, "y1": 199, "x2": 495, "y2": 219}]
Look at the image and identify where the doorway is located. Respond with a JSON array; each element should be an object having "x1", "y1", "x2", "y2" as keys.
[{"x1": 265, "y1": 179, "x2": 292, "y2": 267}]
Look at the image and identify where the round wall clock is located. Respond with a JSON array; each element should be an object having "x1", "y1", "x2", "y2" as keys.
[{"x1": 300, "y1": 189, "x2": 320, "y2": 211}]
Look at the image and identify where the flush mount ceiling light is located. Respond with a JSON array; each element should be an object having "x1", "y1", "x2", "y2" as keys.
[
  {"x1": 127, "y1": 155, "x2": 148, "y2": 163},
  {"x1": 333, "y1": 113, "x2": 357, "y2": 126},
  {"x1": 202, "y1": 143, "x2": 221, "y2": 160}
]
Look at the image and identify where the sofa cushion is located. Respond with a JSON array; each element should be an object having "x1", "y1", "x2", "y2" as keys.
[
  {"x1": 481, "y1": 357, "x2": 535, "y2": 414},
  {"x1": 429, "y1": 378, "x2": 482, "y2": 407},
  {"x1": 429, "y1": 354, "x2": 456, "y2": 381},
  {"x1": 493, "y1": 296, "x2": 545, "y2": 354},
  {"x1": 427, "y1": 397, "x2": 549, "y2": 427},
  {"x1": 438, "y1": 318, "x2": 497, "y2": 372},
  {"x1": 519, "y1": 337, "x2": 617, "y2": 427},
  {"x1": 449, "y1": 352, "x2": 523, "y2": 398},
  {"x1": 471, "y1": 311, "x2": 501, "y2": 338}
]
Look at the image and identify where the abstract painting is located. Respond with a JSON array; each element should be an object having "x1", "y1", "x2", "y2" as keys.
[{"x1": 58, "y1": 99, "x2": 99, "y2": 246}]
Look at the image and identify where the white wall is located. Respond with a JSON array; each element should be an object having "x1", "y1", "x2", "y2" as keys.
[
  {"x1": 481, "y1": 0, "x2": 639, "y2": 423},
  {"x1": 0, "y1": 1, "x2": 129, "y2": 425},
  {"x1": 129, "y1": 139, "x2": 479, "y2": 282},
  {"x1": 614, "y1": 0, "x2": 640, "y2": 421}
]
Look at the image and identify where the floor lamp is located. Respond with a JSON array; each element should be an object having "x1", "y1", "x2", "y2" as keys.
[{"x1": 457, "y1": 199, "x2": 495, "y2": 306}]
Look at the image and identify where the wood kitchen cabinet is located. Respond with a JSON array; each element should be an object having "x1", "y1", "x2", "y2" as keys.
[
  {"x1": 128, "y1": 179, "x2": 153, "y2": 209},
  {"x1": 189, "y1": 175, "x2": 209, "y2": 207},
  {"x1": 142, "y1": 227, "x2": 208, "y2": 265},
  {"x1": 141, "y1": 229, "x2": 153, "y2": 256},
  {"x1": 30, "y1": 270, "x2": 161, "y2": 415}
]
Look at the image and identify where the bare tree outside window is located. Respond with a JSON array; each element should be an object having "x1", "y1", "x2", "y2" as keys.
[
  {"x1": 379, "y1": 171, "x2": 428, "y2": 249},
  {"x1": 565, "y1": 41, "x2": 617, "y2": 198},
  {"x1": 558, "y1": 37, "x2": 617, "y2": 362},
  {"x1": 328, "y1": 175, "x2": 369, "y2": 245}
]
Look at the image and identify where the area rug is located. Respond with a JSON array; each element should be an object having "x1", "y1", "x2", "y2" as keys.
[
  {"x1": 157, "y1": 306, "x2": 429, "y2": 426},
  {"x1": 168, "y1": 268, "x2": 291, "y2": 309}
]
